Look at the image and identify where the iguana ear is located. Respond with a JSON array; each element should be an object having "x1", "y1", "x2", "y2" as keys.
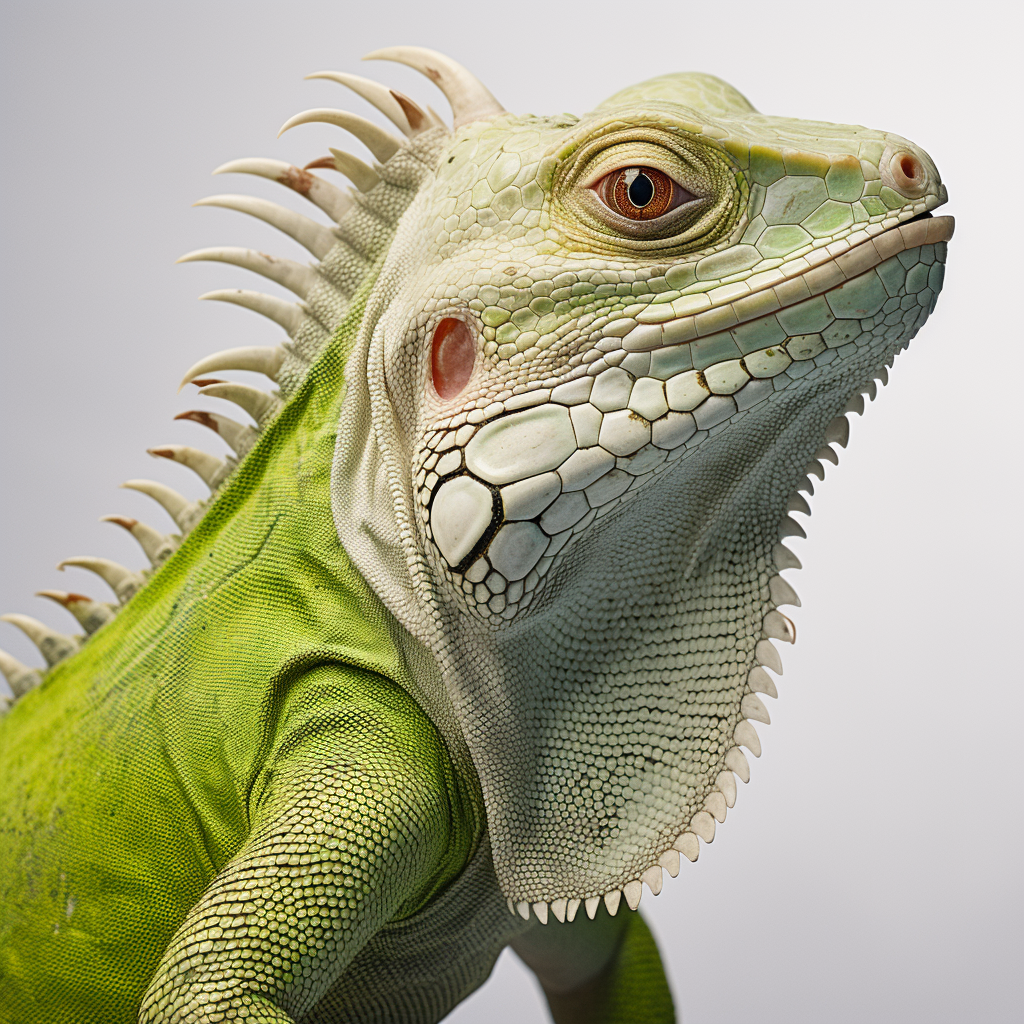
[
  {"x1": 431, "y1": 319, "x2": 478, "y2": 400},
  {"x1": 595, "y1": 71, "x2": 757, "y2": 116}
]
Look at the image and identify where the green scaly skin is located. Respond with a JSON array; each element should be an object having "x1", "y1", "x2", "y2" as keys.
[{"x1": 0, "y1": 45, "x2": 950, "y2": 1023}]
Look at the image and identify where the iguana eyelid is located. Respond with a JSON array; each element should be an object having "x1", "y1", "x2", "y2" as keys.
[{"x1": 577, "y1": 154, "x2": 701, "y2": 194}]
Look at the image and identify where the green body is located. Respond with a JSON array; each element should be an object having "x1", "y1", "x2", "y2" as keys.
[
  {"x1": 1, "y1": 300, "x2": 474, "y2": 1017},
  {"x1": 0, "y1": 45, "x2": 950, "y2": 1024}
]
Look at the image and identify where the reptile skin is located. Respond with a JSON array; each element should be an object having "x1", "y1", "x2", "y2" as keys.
[{"x1": 0, "y1": 46, "x2": 952, "y2": 1023}]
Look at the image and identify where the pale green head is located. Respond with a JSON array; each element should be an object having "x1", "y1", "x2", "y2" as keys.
[{"x1": 330, "y1": 51, "x2": 952, "y2": 918}]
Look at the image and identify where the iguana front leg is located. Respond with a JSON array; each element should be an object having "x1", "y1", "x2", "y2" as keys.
[
  {"x1": 512, "y1": 907, "x2": 675, "y2": 1023},
  {"x1": 138, "y1": 665, "x2": 476, "y2": 1023}
]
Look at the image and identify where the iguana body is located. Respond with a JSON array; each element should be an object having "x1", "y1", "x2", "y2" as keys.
[{"x1": 0, "y1": 46, "x2": 951, "y2": 1023}]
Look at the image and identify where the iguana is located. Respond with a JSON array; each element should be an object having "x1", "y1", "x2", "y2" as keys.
[{"x1": 0, "y1": 45, "x2": 952, "y2": 1023}]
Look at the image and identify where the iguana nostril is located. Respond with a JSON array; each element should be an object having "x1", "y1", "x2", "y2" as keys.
[
  {"x1": 431, "y1": 317, "x2": 477, "y2": 399},
  {"x1": 891, "y1": 150, "x2": 926, "y2": 193}
]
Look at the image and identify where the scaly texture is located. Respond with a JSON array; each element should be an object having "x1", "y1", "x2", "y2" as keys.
[{"x1": 0, "y1": 45, "x2": 951, "y2": 1023}]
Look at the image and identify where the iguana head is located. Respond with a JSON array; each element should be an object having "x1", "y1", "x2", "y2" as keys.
[{"x1": 331, "y1": 49, "x2": 951, "y2": 921}]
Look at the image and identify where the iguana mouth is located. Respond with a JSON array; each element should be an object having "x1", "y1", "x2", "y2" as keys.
[{"x1": 619, "y1": 210, "x2": 955, "y2": 354}]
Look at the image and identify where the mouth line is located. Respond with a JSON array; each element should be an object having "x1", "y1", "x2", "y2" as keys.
[
  {"x1": 902, "y1": 210, "x2": 934, "y2": 226},
  {"x1": 622, "y1": 211, "x2": 955, "y2": 353}
]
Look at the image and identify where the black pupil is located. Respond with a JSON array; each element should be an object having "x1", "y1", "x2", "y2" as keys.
[{"x1": 627, "y1": 172, "x2": 655, "y2": 208}]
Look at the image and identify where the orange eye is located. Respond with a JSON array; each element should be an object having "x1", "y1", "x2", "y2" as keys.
[{"x1": 594, "y1": 166, "x2": 695, "y2": 220}]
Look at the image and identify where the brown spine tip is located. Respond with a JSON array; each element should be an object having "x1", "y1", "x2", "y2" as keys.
[
  {"x1": 174, "y1": 410, "x2": 221, "y2": 433},
  {"x1": 147, "y1": 447, "x2": 176, "y2": 460},
  {"x1": 36, "y1": 591, "x2": 92, "y2": 607},
  {"x1": 278, "y1": 165, "x2": 314, "y2": 195},
  {"x1": 303, "y1": 156, "x2": 337, "y2": 172},
  {"x1": 391, "y1": 89, "x2": 426, "y2": 130},
  {"x1": 190, "y1": 377, "x2": 226, "y2": 389},
  {"x1": 100, "y1": 515, "x2": 139, "y2": 531}
]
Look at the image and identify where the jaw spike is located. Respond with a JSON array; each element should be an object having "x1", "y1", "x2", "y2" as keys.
[
  {"x1": 192, "y1": 195, "x2": 336, "y2": 260},
  {"x1": 768, "y1": 575, "x2": 801, "y2": 608},
  {"x1": 658, "y1": 849, "x2": 680, "y2": 877},
  {"x1": 725, "y1": 747, "x2": 750, "y2": 784},
  {"x1": 787, "y1": 492, "x2": 811, "y2": 516},
  {"x1": 57, "y1": 557, "x2": 145, "y2": 604},
  {"x1": 120, "y1": 480, "x2": 201, "y2": 533},
  {"x1": 0, "y1": 648, "x2": 43, "y2": 699},
  {"x1": 741, "y1": 693, "x2": 771, "y2": 725},
  {"x1": 147, "y1": 445, "x2": 229, "y2": 491},
  {"x1": 175, "y1": 410, "x2": 258, "y2": 458},
  {"x1": 748, "y1": 667, "x2": 778, "y2": 699},
  {"x1": 36, "y1": 590, "x2": 115, "y2": 634},
  {"x1": 734, "y1": 720, "x2": 762, "y2": 758},
  {"x1": 815, "y1": 445, "x2": 840, "y2": 466},
  {"x1": 177, "y1": 346, "x2": 285, "y2": 392},
  {"x1": 623, "y1": 879, "x2": 644, "y2": 909},
  {"x1": 825, "y1": 415, "x2": 850, "y2": 447},
  {"x1": 196, "y1": 382, "x2": 282, "y2": 425},
  {"x1": 212, "y1": 158, "x2": 352, "y2": 222},
  {"x1": 100, "y1": 516, "x2": 177, "y2": 567},
  {"x1": 177, "y1": 248, "x2": 320, "y2": 301},
  {"x1": 845, "y1": 393, "x2": 866, "y2": 416},
  {"x1": 316, "y1": 148, "x2": 381, "y2": 193},
  {"x1": 762, "y1": 609, "x2": 796, "y2": 644},
  {"x1": 716, "y1": 770, "x2": 738, "y2": 808},
  {"x1": 277, "y1": 109, "x2": 403, "y2": 164},
  {"x1": 755, "y1": 638, "x2": 784, "y2": 674},
  {"x1": 304, "y1": 71, "x2": 429, "y2": 137},
  {"x1": 773, "y1": 543, "x2": 801, "y2": 571},
  {"x1": 642, "y1": 866, "x2": 664, "y2": 896},
  {"x1": 689, "y1": 810, "x2": 716, "y2": 843},
  {"x1": 673, "y1": 833, "x2": 700, "y2": 862},
  {"x1": 0, "y1": 614, "x2": 78, "y2": 667},
  {"x1": 363, "y1": 46, "x2": 505, "y2": 129},
  {"x1": 199, "y1": 289, "x2": 305, "y2": 337},
  {"x1": 584, "y1": 896, "x2": 600, "y2": 920}
]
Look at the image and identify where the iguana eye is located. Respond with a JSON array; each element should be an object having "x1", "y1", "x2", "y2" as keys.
[{"x1": 594, "y1": 166, "x2": 696, "y2": 220}]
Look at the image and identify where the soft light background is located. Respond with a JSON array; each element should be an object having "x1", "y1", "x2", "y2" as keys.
[{"x1": 1, "y1": 2, "x2": 1019, "y2": 1021}]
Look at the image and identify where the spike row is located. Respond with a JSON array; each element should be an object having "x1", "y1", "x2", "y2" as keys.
[
  {"x1": 3, "y1": 48, "x2": 506, "y2": 708},
  {"x1": 168, "y1": 47, "x2": 505, "y2": 498}
]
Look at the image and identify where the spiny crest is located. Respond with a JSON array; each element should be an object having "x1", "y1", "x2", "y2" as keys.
[{"x1": 0, "y1": 46, "x2": 503, "y2": 712}]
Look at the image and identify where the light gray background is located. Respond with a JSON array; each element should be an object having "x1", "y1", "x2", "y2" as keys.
[{"x1": 1, "y1": 2, "x2": 1020, "y2": 1021}]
